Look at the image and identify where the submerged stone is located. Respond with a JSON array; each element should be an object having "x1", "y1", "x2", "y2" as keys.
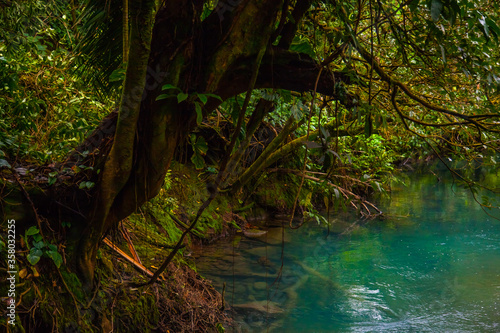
[{"x1": 243, "y1": 229, "x2": 268, "y2": 238}]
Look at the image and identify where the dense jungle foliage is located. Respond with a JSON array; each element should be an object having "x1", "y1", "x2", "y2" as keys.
[{"x1": 0, "y1": 0, "x2": 499, "y2": 331}]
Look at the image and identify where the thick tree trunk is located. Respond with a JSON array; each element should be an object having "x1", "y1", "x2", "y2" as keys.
[{"x1": 77, "y1": 0, "x2": 156, "y2": 284}]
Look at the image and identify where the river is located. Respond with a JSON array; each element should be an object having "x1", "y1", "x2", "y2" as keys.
[{"x1": 193, "y1": 169, "x2": 500, "y2": 332}]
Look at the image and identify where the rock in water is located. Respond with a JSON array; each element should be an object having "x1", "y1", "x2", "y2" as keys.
[{"x1": 243, "y1": 229, "x2": 268, "y2": 238}]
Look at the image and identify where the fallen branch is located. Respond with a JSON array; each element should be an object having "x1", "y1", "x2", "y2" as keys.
[
  {"x1": 119, "y1": 222, "x2": 142, "y2": 264},
  {"x1": 102, "y1": 237, "x2": 154, "y2": 277}
]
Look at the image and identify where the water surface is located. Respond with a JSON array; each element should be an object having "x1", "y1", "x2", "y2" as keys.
[{"x1": 194, "y1": 171, "x2": 500, "y2": 332}]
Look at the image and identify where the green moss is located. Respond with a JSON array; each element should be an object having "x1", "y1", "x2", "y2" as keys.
[
  {"x1": 129, "y1": 164, "x2": 234, "y2": 249},
  {"x1": 60, "y1": 268, "x2": 85, "y2": 301},
  {"x1": 114, "y1": 291, "x2": 159, "y2": 332}
]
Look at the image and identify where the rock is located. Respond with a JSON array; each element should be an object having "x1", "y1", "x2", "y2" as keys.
[
  {"x1": 243, "y1": 229, "x2": 267, "y2": 238},
  {"x1": 253, "y1": 282, "x2": 267, "y2": 290}
]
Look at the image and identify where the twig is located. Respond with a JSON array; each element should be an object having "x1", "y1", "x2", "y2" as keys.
[
  {"x1": 119, "y1": 222, "x2": 142, "y2": 264},
  {"x1": 289, "y1": 67, "x2": 324, "y2": 229},
  {"x1": 103, "y1": 238, "x2": 154, "y2": 277},
  {"x1": 13, "y1": 172, "x2": 45, "y2": 238},
  {"x1": 284, "y1": 170, "x2": 383, "y2": 216}
]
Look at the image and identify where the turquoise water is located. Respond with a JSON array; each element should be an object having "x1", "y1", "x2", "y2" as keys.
[{"x1": 194, "y1": 171, "x2": 500, "y2": 332}]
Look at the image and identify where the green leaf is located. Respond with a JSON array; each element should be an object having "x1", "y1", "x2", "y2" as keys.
[
  {"x1": 46, "y1": 250, "x2": 63, "y2": 268},
  {"x1": 430, "y1": 0, "x2": 443, "y2": 22},
  {"x1": 197, "y1": 93, "x2": 208, "y2": 105},
  {"x1": 371, "y1": 181, "x2": 382, "y2": 192},
  {"x1": 0, "y1": 159, "x2": 12, "y2": 168},
  {"x1": 204, "y1": 93, "x2": 223, "y2": 101},
  {"x1": 161, "y1": 84, "x2": 181, "y2": 91},
  {"x1": 26, "y1": 226, "x2": 39, "y2": 236},
  {"x1": 216, "y1": 323, "x2": 225, "y2": 333},
  {"x1": 48, "y1": 176, "x2": 57, "y2": 185},
  {"x1": 177, "y1": 92, "x2": 188, "y2": 103},
  {"x1": 109, "y1": 67, "x2": 126, "y2": 83},
  {"x1": 290, "y1": 38, "x2": 316, "y2": 58},
  {"x1": 409, "y1": 0, "x2": 420, "y2": 13},
  {"x1": 195, "y1": 102, "x2": 203, "y2": 125},
  {"x1": 228, "y1": 220, "x2": 241, "y2": 230},
  {"x1": 27, "y1": 253, "x2": 41, "y2": 265},
  {"x1": 191, "y1": 153, "x2": 206, "y2": 170},
  {"x1": 33, "y1": 240, "x2": 45, "y2": 249},
  {"x1": 440, "y1": 45, "x2": 446, "y2": 63},
  {"x1": 486, "y1": 18, "x2": 500, "y2": 41},
  {"x1": 231, "y1": 102, "x2": 240, "y2": 125},
  {"x1": 479, "y1": 15, "x2": 490, "y2": 39},
  {"x1": 27, "y1": 248, "x2": 43, "y2": 265},
  {"x1": 193, "y1": 136, "x2": 208, "y2": 154},
  {"x1": 206, "y1": 166, "x2": 217, "y2": 174},
  {"x1": 156, "y1": 93, "x2": 176, "y2": 101}
]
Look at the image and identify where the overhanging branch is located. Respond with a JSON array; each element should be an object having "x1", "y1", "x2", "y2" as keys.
[
  {"x1": 218, "y1": 48, "x2": 357, "y2": 107},
  {"x1": 354, "y1": 42, "x2": 500, "y2": 133}
]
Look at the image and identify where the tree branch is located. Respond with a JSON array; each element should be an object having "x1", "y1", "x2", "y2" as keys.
[
  {"x1": 354, "y1": 42, "x2": 499, "y2": 132},
  {"x1": 218, "y1": 48, "x2": 357, "y2": 107}
]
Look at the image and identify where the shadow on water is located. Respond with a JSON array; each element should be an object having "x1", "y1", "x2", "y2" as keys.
[{"x1": 193, "y1": 168, "x2": 500, "y2": 332}]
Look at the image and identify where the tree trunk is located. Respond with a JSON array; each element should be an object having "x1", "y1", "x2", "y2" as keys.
[{"x1": 77, "y1": 0, "x2": 156, "y2": 285}]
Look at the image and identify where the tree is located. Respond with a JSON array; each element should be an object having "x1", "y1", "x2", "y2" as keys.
[{"x1": 1, "y1": 0, "x2": 499, "y2": 315}]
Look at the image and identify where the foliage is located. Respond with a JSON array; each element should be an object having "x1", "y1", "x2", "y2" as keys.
[
  {"x1": 157, "y1": 84, "x2": 222, "y2": 125},
  {"x1": 23, "y1": 226, "x2": 63, "y2": 267},
  {"x1": 72, "y1": 0, "x2": 124, "y2": 96},
  {"x1": 0, "y1": 5, "x2": 110, "y2": 162},
  {"x1": 338, "y1": 134, "x2": 398, "y2": 176}
]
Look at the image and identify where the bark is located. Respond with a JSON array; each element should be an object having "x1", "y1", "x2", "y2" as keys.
[
  {"x1": 230, "y1": 115, "x2": 301, "y2": 194},
  {"x1": 278, "y1": 0, "x2": 313, "y2": 48},
  {"x1": 222, "y1": 99, "x2": 275, "y2": 186},
  {"x1": 123, "y1": 0, "x2": 129, "y2": 64},
  {"x1": 77, "y1": 0, "x2": 156, "y2": 284},
  {"x1": 216, "y1": 48, "x2": 355, "y2": 106}
]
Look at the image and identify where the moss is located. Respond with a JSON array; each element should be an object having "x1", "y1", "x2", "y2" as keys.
[
  {"x1": 60, "y1": 268, "x2": 85, "y2": 301},
  {"x1": 128, "y1": 163, "x2": 235, "y2": 248},
  {"x1": 114, "y1": 290, "x2": 159, "y2": 332}
]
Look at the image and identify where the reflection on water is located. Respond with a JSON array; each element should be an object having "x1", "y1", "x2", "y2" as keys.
[{"x1": 194, "y1": 171, "x2": 500, "y2": 332}]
